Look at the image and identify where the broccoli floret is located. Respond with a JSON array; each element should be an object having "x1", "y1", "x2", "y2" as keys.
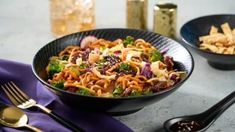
[
  {"x1": 142, "y1": 89, "x2": 153, "y2": 95},
  {"x1": 51, "y1": 80, "x2": 65, "y2": 89},
  {"x1": 113, "y1": 86, "x2": 123, "y2": 96},
  {"x1": 123, "y1": 36, "x2": 134, "y2": 47},
  {"x1": 48, "y1": 60, "x2": 64, "y2": 78},
  {"x1": 150, "y1": 49, "x2": 163, "y2": 62},
  {"x1": 76, "y1": 89, "x2": 90, "y2": 96},
  {"x1": 119, "y1": 63, "x2": 130, "y2": 71},
  {"x1": 130, "y1": 90, "x2": 142, "y2": 96}
]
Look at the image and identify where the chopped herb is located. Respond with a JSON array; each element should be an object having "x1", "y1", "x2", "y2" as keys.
[
  {"x1": 79, "y1": 63, "x2": 88, "y2": 69},
  {"x1": 51, "y1": 80, "x2": 65, "y2": 89},
  {"x1": 150, "y1": 49, "x2": 163, "y2": 62},
  {"x1": 119, "y1": 63, "x2": 130, "y2": 71},
  {"x1": 76, "y1": 88, "x2": 90, "y2": 96},
  {"x1": 59, "y1": 55, "x2": 69, "y2": 61},
  {"x1": 113, "y1": 86, "x2": 123, "y2": 96},
  {"x1": 48, "y1": 60, "x2": 64, "y2": 78},
  {"x1": 123, "y1": 36, "x2": 134, "y2": 47},
  {"x1": 96, "y1": 58, "x2": 107, "y2": 69}
]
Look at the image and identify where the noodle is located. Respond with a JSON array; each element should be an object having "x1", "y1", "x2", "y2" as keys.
[{"x1": 46, "y1": 36, "x2": 185, "y2": 97}]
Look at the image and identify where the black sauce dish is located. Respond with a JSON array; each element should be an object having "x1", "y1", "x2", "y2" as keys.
[
  {"x1": 32, "y1": 28, "x2": 194, "y2": 115},
  {"x1": 180, "y1": 14, "x2": 235, "y2": 70}
]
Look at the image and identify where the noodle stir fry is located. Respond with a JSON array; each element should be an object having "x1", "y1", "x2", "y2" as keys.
[{"x1": 46, "y1": 36, "x2": 185, "y2": 97}]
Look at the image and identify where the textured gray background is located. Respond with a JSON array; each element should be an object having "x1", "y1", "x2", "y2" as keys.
[{"x1": 0, "y1": 0, "x2": 235, "y2": 131}]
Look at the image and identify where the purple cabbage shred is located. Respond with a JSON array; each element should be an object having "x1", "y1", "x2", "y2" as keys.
[{"x1": 140, "y1": 63, "x2": 152, "y2": 78}]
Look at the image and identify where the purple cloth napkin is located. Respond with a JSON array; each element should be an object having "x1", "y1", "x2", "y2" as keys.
[{"x1": 0, "y1": 59, "x2": 133, "y2": 132}]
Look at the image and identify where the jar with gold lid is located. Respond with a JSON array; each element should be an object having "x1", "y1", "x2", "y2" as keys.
[
  {"x1": 126, "y1": 0, "x2": 148, "y2": 30},
  {"x1": 153, "y1": 1, "x2": 177, "y2": 38}
]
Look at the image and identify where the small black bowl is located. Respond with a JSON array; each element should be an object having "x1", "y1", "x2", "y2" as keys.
[
  {"x1": 32, "y1": 28, "x2": 194, "y2": 115},
  {"x1": 180, "y1": 14, "x2": 235, "y2": 70}
]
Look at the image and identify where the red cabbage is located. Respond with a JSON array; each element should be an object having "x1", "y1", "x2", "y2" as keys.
[
  {"x1": 170, "y1": 73, "x2": 177, "y2": 80},
  {"x1": 161, "y1": 48, "x2": 169, "y2": 55},
  {"x1": 114, "y1": 50, "x2": 121, "y2": 56},
  {"x1": 140, "y1": 63, "x2": 152, "y2": 78}
]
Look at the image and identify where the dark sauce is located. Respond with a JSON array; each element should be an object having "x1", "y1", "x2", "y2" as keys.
[{"x1": 170, "y1": 120, "x2": 202, "y2": 132}]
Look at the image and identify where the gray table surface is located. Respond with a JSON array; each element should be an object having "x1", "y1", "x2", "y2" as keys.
[{"x1": 0, "y1": 0, "x2": 235, "y2": 132}]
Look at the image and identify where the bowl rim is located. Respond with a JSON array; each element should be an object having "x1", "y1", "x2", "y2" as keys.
[
  {"x1": 32, "y1": 28, "x2": 194, "y2": 100},
  {"x1": 180, "y1": 14, "x2": 235, "y2": 57}
]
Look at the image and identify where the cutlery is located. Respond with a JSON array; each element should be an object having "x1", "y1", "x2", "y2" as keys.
[
  {"x1": 163, "y1": 91, "x2": 235, "y2": 132},
  {"x1": 0, "y1": 103, "x2": 42, "y2": 132},
  {"x1": 1, "y1": 81, "x2": 85, "y2": 132}
]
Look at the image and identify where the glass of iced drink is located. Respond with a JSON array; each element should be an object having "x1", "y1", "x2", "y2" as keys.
[{"x1": 50, "y1": 0, "x2": 95, "y2": 37}]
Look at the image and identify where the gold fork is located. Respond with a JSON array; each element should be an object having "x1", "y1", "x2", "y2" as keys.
[{"x1": 1, "y1": 81, "x2": 85, "y2": 132}]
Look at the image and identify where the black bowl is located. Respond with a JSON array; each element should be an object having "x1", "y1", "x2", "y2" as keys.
[
  {"x1": 32, "y1": 28, "x2": 194, "y2": 115},
  {"x1": 180, "y1": 14, "x2": 235, "y2": 70}
]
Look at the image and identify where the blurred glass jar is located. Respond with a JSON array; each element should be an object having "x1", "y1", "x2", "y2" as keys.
[{"x1": 50, "y1": 0, "x2": 95, "y2": 37}]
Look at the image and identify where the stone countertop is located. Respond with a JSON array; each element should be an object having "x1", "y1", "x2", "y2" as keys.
[{"x1": 0, "y1": 0, "x2": 235, "y2": 131}]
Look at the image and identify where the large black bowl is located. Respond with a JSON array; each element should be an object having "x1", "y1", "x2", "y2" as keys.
[
  {"x1": 32, "y1": 28, "x2": 194, "y2": 115},
  {"x1": 180, "y1": 14, "x2": 235, "y2": 70}
]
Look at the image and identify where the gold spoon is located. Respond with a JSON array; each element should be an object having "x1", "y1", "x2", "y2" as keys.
[{"x1": 0, "y1": 104, "x2": 42, "y2": 132}]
